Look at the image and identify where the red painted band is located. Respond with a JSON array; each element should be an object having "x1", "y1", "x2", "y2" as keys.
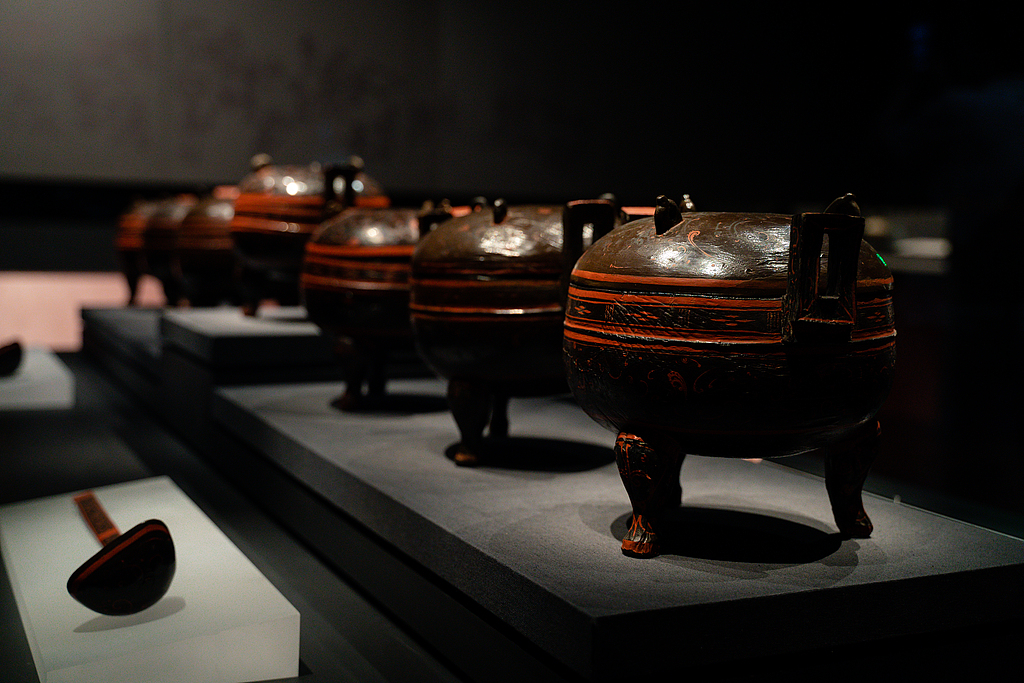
[
  {"x1": 571, "y1": 269, "x2": 895, "y2": 291},
  {"x1": 411, "y1": 307, "x2": 562, "y2": 320},
  {"x1": 409, "y1": 277, "x2": 558, "y2": 290},
  {"x1": 305, "y1": 244, "x2": 416, "y2": 259},
  {"x1": 570, "y1": 288, "x2": 783, "y2": 308},
  {"x1": 564, "y1": 324, "x2": 897, "y2": 348}
]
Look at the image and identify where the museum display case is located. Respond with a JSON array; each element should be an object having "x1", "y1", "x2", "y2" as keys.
[
  {"x1": 54, "y1": 301, "x2": 1024, "y2": 680},
  {"x1": 13, "y1": 181, "x2": 1024, "y2": 683},
  {"x1": 3, "y1": 7, "x2": 1023, "y2": 682}
]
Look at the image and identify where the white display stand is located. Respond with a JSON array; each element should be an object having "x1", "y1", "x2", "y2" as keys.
[
  {"x1": 0, "y1": 477, "x2": 299, "y2": 683},
  {"x1": 0, "y1": 347, "x2": 74, "y2": 410}
]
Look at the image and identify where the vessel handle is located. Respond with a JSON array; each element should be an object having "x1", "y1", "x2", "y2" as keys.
[
  {"x1": 561, "y1": 198, "x2": 617, "y2": 306},
  {"x1": 322, "y1": 155, "x2": 364, "y2": 213},
  {"x1": 417, "y1": 199, "x2": 455, "y2": 239},
  {"x1": 782, "y1": 193, "x2": 865, "y2": 343}
]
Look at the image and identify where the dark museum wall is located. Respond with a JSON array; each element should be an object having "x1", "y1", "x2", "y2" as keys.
[{"x1": 1, "y1": 3, "x2": 1022, "y2": 267}]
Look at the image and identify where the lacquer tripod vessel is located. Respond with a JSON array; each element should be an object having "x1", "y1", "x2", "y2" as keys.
[
  {"x1": 229, "y1": 154, "x2": 387, "y2": 314},
  {"x1": 176, "y1": 185, "x2": 240, "y2": 307},
  {"x1": 411, "y1": 198, "x2": 618, "y2": 464},
  {"x1": 563, "y1": 194, "x2": 896, "y2": 557}
]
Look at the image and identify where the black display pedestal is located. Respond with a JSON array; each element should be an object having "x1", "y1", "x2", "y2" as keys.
[
  {"x1": 157, "y1": 306, "x2": 340, "y2": 447},
  {"x1": 208, "y1": 380, "x2": 1024, "y2": 682},
  {"x1": 82, "y1": 306, "x2": 342, "y2": 447},
  {"x1": 81, "y1": 307, "x2": 163, "y2": 407},
  {"x1": 76, "y1": 306, "x2": 1024, "y2": 681}
]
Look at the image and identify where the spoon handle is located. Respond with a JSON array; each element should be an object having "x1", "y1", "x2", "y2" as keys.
[{"x1": 74, "y1": 491, "x2": 120, "y2": 546}]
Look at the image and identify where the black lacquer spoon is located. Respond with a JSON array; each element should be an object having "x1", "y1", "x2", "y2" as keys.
[{"x1": 67, "y1": 491, "x2": 175, "y2": 616}]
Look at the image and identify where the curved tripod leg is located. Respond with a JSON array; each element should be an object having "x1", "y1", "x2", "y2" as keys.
[
  {"x1": 237, "y1": 264, "x2": 261, "y2": 317},
  {"x1": 825, "y1": 420, "x2": 880, "y2": 538},
  {"x1": 615, "y1": 431, "x2": 684, "y2": 557},
  {"x1": 448, "y1": 380, "x2": 491, "y2": 466},
  {"x1": 488, "y1": 393, "x2": 510, "y2": 439},
  {"x1": 333, "y1": 359, "x2": 367, "y2": 412},
  {"x1": 367, "y1": 357, "x2": 387, "y2": 403}
]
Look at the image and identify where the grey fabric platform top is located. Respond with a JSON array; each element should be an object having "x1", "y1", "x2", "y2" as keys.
[
  {"x1": 213, "y1": 378, "x2": 1024, "y2": 679},
  {"x1": 160, "y1": 306, "x2": 333, "y2": 367}
]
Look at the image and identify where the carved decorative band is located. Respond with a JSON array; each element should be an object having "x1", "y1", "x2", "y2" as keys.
[
  {"x1": 571, "y1": 269, "x2": 894, "y2": 296},
  {"x1": 566, "y1": 290, "x2": 893, "y2": 340},
  {"x1": 564, "y1": 323, "x2": 897, "y2": 349}
]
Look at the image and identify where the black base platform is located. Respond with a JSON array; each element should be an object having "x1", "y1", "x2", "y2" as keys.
[
  {"x1": 81, "y1": 307, "x2": 163, "y2": 406},
  {"x1": 210, "y1": 379, "x2": 1024, "y2": 682},
  {"x1": 74, "y1": 306, "x2": 1024, "y2": 681}
]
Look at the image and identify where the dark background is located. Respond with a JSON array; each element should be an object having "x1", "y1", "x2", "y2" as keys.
[
  {"x1": 1, "y1": 3, "x2": 1022, "y2": 526},
  {"x1": 3, "y1": 4, "x2": 1021, "y2": 258}
]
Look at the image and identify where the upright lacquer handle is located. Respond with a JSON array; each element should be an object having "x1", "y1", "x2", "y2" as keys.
[
  {"x1": 74, "y1": 491, "x2": 120, "y2": 546},
  {"x1": 782, "y1": 194, "x2": 865, "y2": 343}
]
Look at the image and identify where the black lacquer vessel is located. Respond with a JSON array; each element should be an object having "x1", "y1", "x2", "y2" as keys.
[{"x1": 564, "y1": 194, "x2": 896, "y2": 556}]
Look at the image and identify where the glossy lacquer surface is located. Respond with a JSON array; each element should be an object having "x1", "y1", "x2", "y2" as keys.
[
  {"x1": 230, "y1": 156, "x2": 389, "y2": 314},
  {"x1": 564, "y1": 195, "x2": 896, "y2": 556},
  {"x1": 411, "y1": 204, "x2": 568, "y2": 387},
  {"x1": 230, "y1": 161, "x2": 328, "y2": 313},
  {"x1": 567, "y1": 210, "x2": 894, "y2": 451},
  {"x1": 411, "y1": 199, "x2": 617, "y2": 464}
]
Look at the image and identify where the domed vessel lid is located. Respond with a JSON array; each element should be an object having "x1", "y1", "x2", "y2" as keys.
[
  {"x1": 236, "y1": 154, "x2": 388, "y2": 205},
  {"x1": 237, "y1": 154, "x2": 324, "y2": 197},
  {"x1": 413, "y1": 199, "x2": 565, "y2": 269},
  {"x1": 143, "y1": 194, "x2": 198, "y2": 249},
  {"x1": 576, "y1": 194, "x2": 891, "y2": 296},
  {"x1": 183, "y1": 185, "x2": 237, "y2": 221},
  {"x1": 311, "y1": 206, "x2": 421, "y2": 247},
  {"x1": 116, "y1": 198, "x2": 162, "y2": 250}
]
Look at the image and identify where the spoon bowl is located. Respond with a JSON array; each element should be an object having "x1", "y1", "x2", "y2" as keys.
[{"x1": 66, "y1": 492, "x2": 175, "y2": 616}]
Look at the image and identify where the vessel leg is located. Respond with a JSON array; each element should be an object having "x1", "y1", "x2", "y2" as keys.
[
  {"x1": 824, "y1": 420, "x2": 880, "y2": 538},
  {"x1": 122, "y1": 257, "x2": 141, "y2": 307},
  {"x1": 366, "y1": 351, "x2": 387, "y2": 402},
  {"x1": 488, "y1": 394, "x2": 510, "y2": 439},
  {"x1": 615, "y1": 431, "x2": 683, "y2": 558},
  {"x1": 448, "y1": 380, "x2": 491, "y2": 466},
  {"x1": 333, "y1": 359, "x2": 367, "y2": 411},
  {"x1": 237, "y1": 265, "x2": 260, "y2": 317}
]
